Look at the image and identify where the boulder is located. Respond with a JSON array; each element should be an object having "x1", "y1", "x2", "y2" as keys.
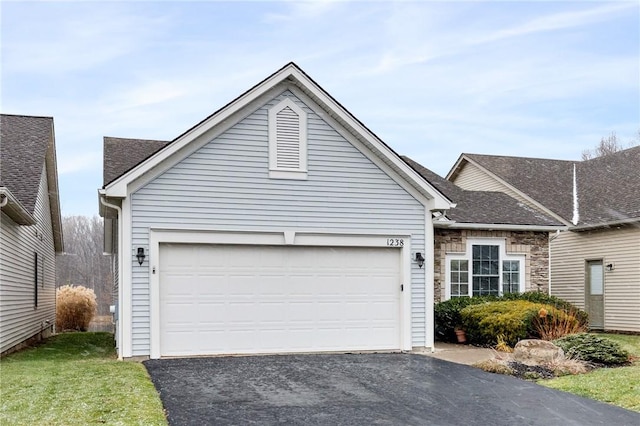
[{"x1": 513, "y1": 339, "x2": 564, "y2": 366}]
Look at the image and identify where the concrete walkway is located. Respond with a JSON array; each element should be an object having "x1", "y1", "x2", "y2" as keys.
[{"x1": 420, "y1": 342, "x2": 496, "y2": 365}]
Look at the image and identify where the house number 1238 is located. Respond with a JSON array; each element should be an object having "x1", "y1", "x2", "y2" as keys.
[{"x1": 387, "y1": 238, "x2": 404, "y2": 247}]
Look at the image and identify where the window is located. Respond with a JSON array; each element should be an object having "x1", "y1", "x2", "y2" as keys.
[
  {"x1": 446, "y1": 239, "x2": 524, "y2": 299},
  {"x1": 34, "y1": 252, "x2": 38, "y2": 308},
  {"x1": 472, "y1": 245, "x2": 499, "y2": 296},
  {"x1": 502, "y1": 260, "x2": 520, "y2": 294},
  {"x1": 268, "y1": 97, "x2": 308, "y2": 180},
  {"x1": 450, "y1": 260, "x2": 468, "y2": 297}
]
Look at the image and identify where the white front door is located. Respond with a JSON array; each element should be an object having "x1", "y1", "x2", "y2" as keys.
[{"x1": 159, "y1": 243, "x2": 402, "y2": 356}]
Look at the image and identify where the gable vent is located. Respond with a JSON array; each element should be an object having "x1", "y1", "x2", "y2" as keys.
[
  {"x1": 276, "y1": 107, "x2": 300, "y2": 169},
  {"x1": 269, "y1": 97, "x2": 308, "y2": 180}
]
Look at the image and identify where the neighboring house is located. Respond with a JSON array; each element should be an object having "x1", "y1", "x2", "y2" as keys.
[
  {"x1": 447, "y1": 147, "x2": 640, "y2": 332},
  {"x1": 403, "y1": 157, "x2": 565, "y2": 302},
  {"x1": 0, "y1": 114, "x2": 64, "y2": 356},
  {"x1": 99, "y1": 63, "x2": 454, "y2": 360}
]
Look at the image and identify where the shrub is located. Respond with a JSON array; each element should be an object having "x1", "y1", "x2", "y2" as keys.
[
  {"x1": 531, "y1": 306, "x2": 586, "y2": 340},
  {"x1": 553, "y1": 333, "x2": 630, "y2": 366},
  {"x1": 56, "y1": 285, "x2": 97, "y2": 331},
  {"x1": 434, "y1": 297, "x2": 488, "y2": 342},
  {"x1": 434, "y1": 292, "x2": 589, "y2": 344},
  {"x1": 460, "y1": 300, "x2": 547, "y2": 346}
]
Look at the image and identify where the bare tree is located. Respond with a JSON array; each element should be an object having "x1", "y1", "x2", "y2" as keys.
[
  {"x1": 582, "y1": 131, "x2": 640, "y2": 160},
  {"x1": 56, "y1": 216, "x2": 113, "y2": 316}
]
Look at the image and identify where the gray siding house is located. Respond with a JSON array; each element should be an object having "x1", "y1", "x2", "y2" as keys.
[
  {"x1": 100, "y1": 63, "x2": 453, "y2": 359},
  {"x1": 0, "y1": 114, "x2": 63, "y2": 356},
  {"x1": 447, "y1": 147, "x2": 640, "y2": 332}
]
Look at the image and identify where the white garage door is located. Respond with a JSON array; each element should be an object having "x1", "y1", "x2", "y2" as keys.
[{"x1": 159, "y1": 243, "x2": 402, "y2": 357}]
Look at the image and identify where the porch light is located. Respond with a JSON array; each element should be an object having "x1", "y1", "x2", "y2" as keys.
[
  {"x1": 136, "y1": 247, "x2": 146, "y2": 265},
  {"x1": 415, "y1": 252, "x2": 425, "y2": 268}
]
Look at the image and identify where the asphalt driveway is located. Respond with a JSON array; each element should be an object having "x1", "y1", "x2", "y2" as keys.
[{"x1": 144, "y1": 353, "x2": 639, "y2": 426}]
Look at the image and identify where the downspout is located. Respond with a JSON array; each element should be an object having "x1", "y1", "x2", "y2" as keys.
[{"x1": 99, "y1": 195, "x2": 123, "y2": 360}]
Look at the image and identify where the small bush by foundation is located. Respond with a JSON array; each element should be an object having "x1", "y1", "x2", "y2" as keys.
[
  {"x1": 56, "y1": 285, "x2": 97, "y2": 331},
  {"x1": 554, "y1": 333, "x2": 630, "y2": 366}
]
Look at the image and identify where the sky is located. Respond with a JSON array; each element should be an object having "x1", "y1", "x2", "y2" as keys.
[{"x1": 1, "y1": 1, "x2": 639, "y2": 217}]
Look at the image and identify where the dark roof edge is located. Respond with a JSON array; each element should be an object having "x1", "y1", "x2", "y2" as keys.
[
  {"x1": 571, "y1": 217, "x2": 640, "y2": 231},
  {"x1": 0, "y1": 187, "x2": 36, "y2": 225}
]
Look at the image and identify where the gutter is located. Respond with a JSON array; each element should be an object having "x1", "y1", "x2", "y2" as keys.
[
  {"x1": 434, "y1": 222, "x2": 568, "y2": 232},
  {"x1": 571, "y1": 217, "x2": 640, "y2": 231},
  {"x1": 99, "y1": 190, "x2": 124, "y2": 360},
  {"x1": 0, "y1": 187, "x2": 36, "y2": 225}
]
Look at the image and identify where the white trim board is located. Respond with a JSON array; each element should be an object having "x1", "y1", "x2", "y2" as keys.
[{"x1": 148, "y1": 229, "x2": 413, "y2": 359}]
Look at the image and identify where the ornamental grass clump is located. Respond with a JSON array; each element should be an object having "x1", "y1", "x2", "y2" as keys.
[
  {"x1": 532, "y1": 306, "x2": 586, "y2": 341},
  {"x1": 56, "y1": 285, "x2": 97, "y2": 331}
]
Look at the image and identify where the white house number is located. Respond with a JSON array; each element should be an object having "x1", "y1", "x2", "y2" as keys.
[{"x1": 386, "y1": 238, "x2": 404, "y2": 247}]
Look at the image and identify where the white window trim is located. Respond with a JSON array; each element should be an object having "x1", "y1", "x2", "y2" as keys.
[
  {"x1": 444, "y1": 238, "x2": 525, "y2": 299},
  {"x1": 268, "y1": 97, "x2": 308, "y2": 180}
]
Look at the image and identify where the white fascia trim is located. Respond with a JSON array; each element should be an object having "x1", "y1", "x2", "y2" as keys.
[
  {"x1": 424, "y1": 213, "x2": 435, "y2": 352},
  {"x1": 0, "y1": 187, "x2": 36, "y2": 225},
  {"x1": 120, "y1": 197, "x2": 133, "y2": 358},
  {"x1": 571, "y1": 217, "x2": 640, "y2": 231},
  {"x1": 438, "y1": 222, "x2": 567, "y2": 231},
  {"x1": 285, "y1": 83, "x2": 453, "y2": 210},
  {"x1": 149, "y1": 229, "x2": 413, "y2": 359}
]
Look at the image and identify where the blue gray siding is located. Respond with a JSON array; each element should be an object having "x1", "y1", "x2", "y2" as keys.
[{"x1": 130, "y1": 91, "x2": 426, "y2": 355}]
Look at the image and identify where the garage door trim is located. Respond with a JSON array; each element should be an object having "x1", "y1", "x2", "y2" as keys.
[{"x1": 148, "y1": 229, "x2": 412, "y2": 359}]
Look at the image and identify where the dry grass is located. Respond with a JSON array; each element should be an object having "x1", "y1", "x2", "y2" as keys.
[
  {"x1": 532, "y1": 307, "x2": 587, "y2": 341},
  {"x1": 56, "y1": 285, "x2": 97, "y2": 331}
]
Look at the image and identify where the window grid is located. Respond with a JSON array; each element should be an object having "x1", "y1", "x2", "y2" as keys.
[
  {"x1": 450, "y1": 260, "x2": 469, "y2": 297},
  {"x1": 502, "y1": 260, "x2": 520, "y2": 294},
  {"x1": 472, "y1": 245, "x2": 500, "y2": 296}
]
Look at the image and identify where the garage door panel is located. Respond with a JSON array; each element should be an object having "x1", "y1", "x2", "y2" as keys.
[{"x1": 159, "y1": 244, "x2": 401, "y2": 356}]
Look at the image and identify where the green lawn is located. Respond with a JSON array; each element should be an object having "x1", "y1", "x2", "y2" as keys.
[
  {"x1": 540, "y1": 333, "x2": 640, "y2": 412},
  {"x1": 0, "y1": 332, "x2": 167, "y2": 426}
]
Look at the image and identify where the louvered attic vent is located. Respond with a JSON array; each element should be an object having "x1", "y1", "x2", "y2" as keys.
[{"x1": 268, "y1": 98, "x2": 307, "y2": 179}]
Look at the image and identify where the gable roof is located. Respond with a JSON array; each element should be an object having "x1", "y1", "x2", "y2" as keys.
[
  {"x1": 403, "y1": 157, "x2": 564, "y2": 229},
  {"x1": 103, "y1": 137, "x2": 170, "y2": 186},
  {"x1": 448, "y1": 146, "x2": 640, "y2": 229},
  {"x1": 0, "y1": 114, "x2": 63, "y2": 251},
  {"x1": 100, "y1": 62, "x2": 453, "y2": 211}
]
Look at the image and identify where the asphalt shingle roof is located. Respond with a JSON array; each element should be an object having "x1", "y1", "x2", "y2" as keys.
[
  {"x1": 576, "y1": 145, "x2": 640, "y2": 226},
  {"x1": 403, "y1": 156, "x2": 563, "y2": 227},
  {"x1": 464, "y1": 146, "x2": 640, "y2": 226},
  {"x1": 0, "y1": 114, "x2": 53, "y2": 213},
  {"x1": 103, "y1": 137, "x2": 170, "y2": 186}
]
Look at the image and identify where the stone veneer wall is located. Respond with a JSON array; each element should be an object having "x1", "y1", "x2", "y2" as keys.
[{"x1": 433, "y1": 229, "x2": 550, "y2": 302}]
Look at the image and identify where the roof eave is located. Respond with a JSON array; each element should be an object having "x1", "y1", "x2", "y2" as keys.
[
  {"x1": 435, "y1": 221, "x2": 568, "y2": 231},
  {"x1": 571, "y1": 217, "x2": 640, "y2": 231},
  {"x1": 45, "y1": 121, "x2": 64, "y2": 253},
  {"x1": 0, "y1": 187, "x2": 36, "y2": 225}
]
